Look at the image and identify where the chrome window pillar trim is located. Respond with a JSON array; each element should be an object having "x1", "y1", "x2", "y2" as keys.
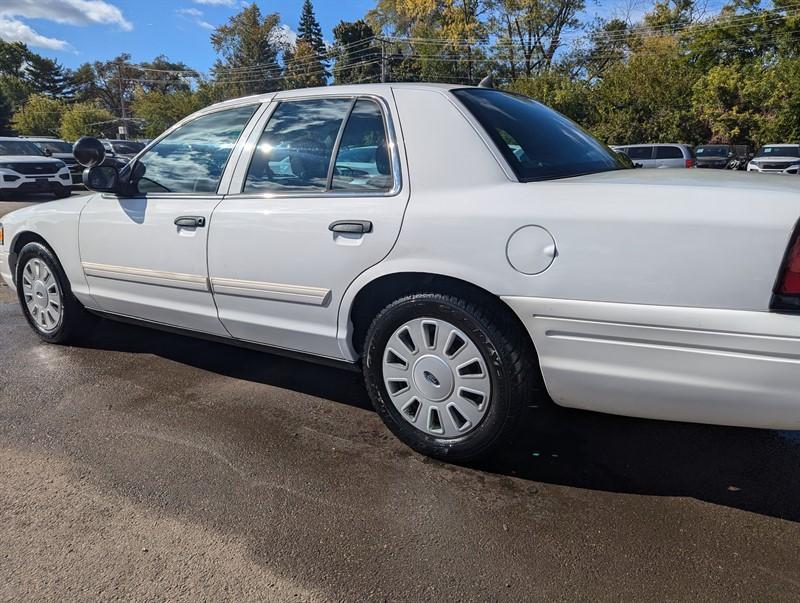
[
  {"x1": 325, "y1": 98, "x2": 358, "y2": 191},
  {"x1": 227, "y1": 93, "x2": 404, "y2": 199}
]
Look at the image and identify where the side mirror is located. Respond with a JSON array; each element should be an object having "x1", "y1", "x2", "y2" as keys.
[
  {"x1": 43, "y1": 148, "x2": 52, "y2": 157},
  {"x1": 83, "y1": 165, "x2": 119, "y2": 193},
  {"x1": 73, "y1": 136, "x2": 107, "y2": 168}
]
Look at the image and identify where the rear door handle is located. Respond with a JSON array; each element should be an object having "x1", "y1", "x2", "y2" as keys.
[
  {"x1": 174, "y1": 216, "x2": 206, "y2": 228},
  {"x1": 329, "y1": 220, "x2": 373, "y2": 234}
]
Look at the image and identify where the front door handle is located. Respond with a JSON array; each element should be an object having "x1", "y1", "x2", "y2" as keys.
[
  {"x1": 174, "y1": 216, "x2": 206, "y2": 228},
  {"x1": 329, "y1": 220, "x2": 373, "y2": 234}
]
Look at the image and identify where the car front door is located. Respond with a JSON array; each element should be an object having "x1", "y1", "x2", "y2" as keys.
[
  {"x1": 207, "y1": 92, "x2": 409, "y2": 359},
  {"x1": 78, "y1": 103, "x2": 262, "y2": 335}
]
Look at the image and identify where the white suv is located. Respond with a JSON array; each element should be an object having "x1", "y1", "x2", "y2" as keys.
[
  {"x1": 747, "y1": 144, "x2": 800, "y2": 174},
  {"x1": 0, "y1": 137, "x2": 72, "y2": 199}
]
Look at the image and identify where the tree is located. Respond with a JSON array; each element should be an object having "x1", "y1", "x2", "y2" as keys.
[
  {"x1": 0, "y1": 89, "x2": 13, "y2": 135},
  {"x1": 0, "y1": 40, "x2": 28, "y2": 77},
  {"x1": 331, "y1": 20, "x2": 381, "y2": 84},
  {"x1": 283, "y1": 39, "x2": 326, "y2": 89},
  {"x1": 591, "y1": 36, "x2": 703, "y2": 145},
  {"x1": 0, "y1": 75, "x2": 33, "y2": 112},
  {"x1": 11, "y1": 94, "x2": 64, "y2": 136},
  {"x1": 137, "y1": 56, "x2": 197, "y2": 94},
  {"x1": 59, "y1": 103, "x2": 116, "y2": 140},
  {"x1": 691, "y1": 63, "x2": 762, "y2": 144},
  {"x1": 26, "y1": 54, "x2": 68, "y2": 98},
  {"x1": 297, "y1": 0, "x2": 328, "y2": 79},
  {"x1": 211, "y1": 3, "x2": 285, "y2": 97},
  {"x1": 490, "y1": 0, "x2": 585, "y2": 79},
  {"x1": 506, "y1": 72, "x2": 594, "y2": 125},
  {"x1": 130, "y1": 87, "x2": 208, "y2": 138}
]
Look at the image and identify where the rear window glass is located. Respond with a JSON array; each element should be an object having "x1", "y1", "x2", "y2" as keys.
[
  {"x1": 656, "y1": 146, "x2": 684, "y2": 159},
  {"x1": 452, "y1": 88, "x2": 625, "y2": 181},
  {"x1": 696, "y1": 146, "x2": 728, "y2": 157}
]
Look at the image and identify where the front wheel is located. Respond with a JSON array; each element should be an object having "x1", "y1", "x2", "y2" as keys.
[
  {"x1": 363, "y1": 292, "x2": 537, "y2": 462},
  {"x1": 16, "y1": 242, "x2": 95, "y2": 344}
]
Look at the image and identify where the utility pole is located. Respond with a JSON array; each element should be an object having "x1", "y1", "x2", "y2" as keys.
[{"x1": 117, "y1": 60, "x2": 128, "y2": 140}]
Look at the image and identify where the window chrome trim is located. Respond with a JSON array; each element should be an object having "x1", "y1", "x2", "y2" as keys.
[{"x1": 227, "y1": 93, "x2": 403, "y2": 199}]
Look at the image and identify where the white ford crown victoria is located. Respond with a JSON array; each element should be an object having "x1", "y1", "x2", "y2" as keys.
[{"x1": 1, "y1": 83, "x2": 799, "y2": 461}]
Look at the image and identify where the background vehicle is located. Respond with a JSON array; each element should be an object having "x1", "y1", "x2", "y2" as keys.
[
  {"x1": 26, "y1": 137, "x2": 83, "y2": 186},
  {"x1": 695, "y1": 144, "x2": 750, "y2": 170},
  {"x1": 2, "y1": 84, "x2": 800, "y2": 464},
  {"x1": 100, "y1": 139, "x2": 146, "y2": 162},
  {"x1": 0, "y1": 137, "x2": 72, "y2": 199},
  {"x1": 748, "y1": 144, "x2": 800, "y2": 174},
  {"x1": 612, "y1": 144, "x2": 695, "y2": 168}
]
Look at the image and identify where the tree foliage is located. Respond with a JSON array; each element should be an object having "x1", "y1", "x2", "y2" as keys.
[
  {"x1": 11, "y1": 94, "x2": 64, "y2": 136},
  {"x1": 59, "y1": 103, "x2": 116, "y2": 140},
  {"x1": 331, "y1": 20, "x2": 381, "y2": 84}
]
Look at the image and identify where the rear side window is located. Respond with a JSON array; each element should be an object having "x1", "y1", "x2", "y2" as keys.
[
  {"x1": 626, "y1": 146, "x2": 653, "y2": 160},
  {"x1": 244, "y1": 98, "x2": 352, "y2": 193},
  {"x1": 332, "y1": 99, "x2": 392, "y2": 192},
  {"x1": 136, "y1": 105, "x2": 257, "y2": 194},
  {"x1": 452, "y1": 88, "x2": 625, "y2": 181},
  {"x1": 656, "y1": 146, "x2": 684, "y2": 159}
]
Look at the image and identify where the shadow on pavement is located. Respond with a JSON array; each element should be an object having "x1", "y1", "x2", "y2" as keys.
[{"x1": 81, "y1": 316, "x2": 800, "y2": 523}]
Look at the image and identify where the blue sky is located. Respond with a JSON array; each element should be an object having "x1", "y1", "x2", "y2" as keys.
[{"x1": 0, "y1": 0, "x2": 647, "y2": 73}]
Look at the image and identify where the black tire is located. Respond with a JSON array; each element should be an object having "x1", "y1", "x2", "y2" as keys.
[
  {"x1": 15, "y1": 241, "x2": 95, "y2": 344},
  {"x1": 53, "y1": 186, "x2": 71, "y2": 199},
  {"x1": 363, "y1": 292, "x2": 539, "y2": 463}
]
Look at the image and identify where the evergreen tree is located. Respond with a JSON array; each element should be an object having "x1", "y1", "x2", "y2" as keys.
[
  {"x1": 26, "y1": 55, "x2": 68, "y2": 98},
  {"x1": 297, "y1": 0, "x2": 328, "y2": 80},
  {"x1": 0, "y1": 88, "x2": 12, "y2": 135},
  {"x1": 331, "y1": 20, "x2": 380, "y2": 84}
]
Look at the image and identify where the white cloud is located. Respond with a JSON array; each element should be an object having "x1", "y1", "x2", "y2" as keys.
[
  {"x1": 0, "y1": 0, "x2": 132, "y2": 31},
  {"x1": 277, "y1": 24, "x2": 297, "y2": 46},
  {"x1": 193, "y1": 0, "x2": 237, "y2": 6},
  {"x1": 176, "y1": 7, "x2": 216, "y2": 31},
  {"x1": 0, "y1": 16, "x2": 71, "y2": 50}
]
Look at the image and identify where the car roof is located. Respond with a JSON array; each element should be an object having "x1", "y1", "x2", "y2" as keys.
[
  {"x1": 619, "y1": 143, "x2": 691, "y2": 147},
  {"x1": 760, "y1": 143, "x2": 799, "y2": 147}
]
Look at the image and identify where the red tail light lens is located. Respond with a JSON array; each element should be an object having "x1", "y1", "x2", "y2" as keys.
[
  {"x1": 685, "y1": 158, "x2": 695, "y2": 168},
  {"x1": 772, "y1": 224, "x2": 800, "y2": 311}
]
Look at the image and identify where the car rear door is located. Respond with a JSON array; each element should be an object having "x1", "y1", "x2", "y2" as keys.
[
  {"x1": 655, "y1": 145, "x2": 685, "y2": 168},
  {"x1": 626, "y1": 145, "x2": 655, "y2": 168},
  {"x1": 78, "y1": 103, "x2": 264, "y2": 335},
  {"x1": 207, "y1": 90, "x2": 409, "y2": 359}
]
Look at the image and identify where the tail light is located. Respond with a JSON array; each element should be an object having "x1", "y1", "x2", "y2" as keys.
[
  {"x1": 685, "y1": 158, "x2": 695, "y2": 168},
  {"x1": 771, "y1": 222, "x2": 800, "y2": 311}
]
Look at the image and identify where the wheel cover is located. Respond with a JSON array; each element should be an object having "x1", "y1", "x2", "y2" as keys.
[
  {"x1": 382, "y1": 317, "x2": 491, "y2": 438},
  {"x1": 21, "y1": 258, "x2": 62, "y2": 333}
]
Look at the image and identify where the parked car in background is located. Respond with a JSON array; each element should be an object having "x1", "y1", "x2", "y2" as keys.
[
  {"x1": 26, "y1": 137, "x2": 83, "y2": 186},
  {"x1": 695, "y1": 144, "x2": 750, "y2": 170},
  {"x1": 748, "y1": 144, "x2": 800, "y2": 174},
  {"x1": 100, "y1": 139, "x2": 146, "y2": 162},
  {"x1": 0, "y1": 137, "x2": 72, "y2": 199},
  {"x1": 611, "y1": 144, "x2": 695, "y2": 168},
  {"x1": 2, "y1": 84, "x2": 800, "y2": 463}
]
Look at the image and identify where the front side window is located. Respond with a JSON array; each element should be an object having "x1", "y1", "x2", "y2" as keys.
[
  {"x1": 452, "y1": 88, "x2": 626, "y2": 181},
  {"x1": 332, "y1": 99, "x2": 392, "y2": 192},
  {"x1": 244, "y1": 98, "x2": 352, "y2": 193},
  {"x1": 136, "y1": 105, "x2": 257, "y2": 194}
]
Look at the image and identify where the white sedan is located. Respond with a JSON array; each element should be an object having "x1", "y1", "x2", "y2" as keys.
[{"x1": 1, "y1": 83, "x2": 799, "y2": 462}]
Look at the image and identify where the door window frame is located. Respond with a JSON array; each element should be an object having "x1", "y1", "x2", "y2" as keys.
[
  {"x1": 227, "y1": 93, "x2": 403, "y2": 199},
  {"x1": 103, "y1": 101, "x2": 268, "y2": 200}
]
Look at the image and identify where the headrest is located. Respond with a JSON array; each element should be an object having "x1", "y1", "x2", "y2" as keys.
[
  {"x1": 375, "y1": 141, "x2": 390, "y2": 176},
  {"x1": 290, "y1": 145, "x2": 328, "y2": 181}
]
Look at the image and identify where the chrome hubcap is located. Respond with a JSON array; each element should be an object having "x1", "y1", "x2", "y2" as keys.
[
  {"x1": 22, "y1": 258, "x2": 62, "y2": 333},
  {"x1": 382, "y1": 317, "x2": 491, "y2": 438}
]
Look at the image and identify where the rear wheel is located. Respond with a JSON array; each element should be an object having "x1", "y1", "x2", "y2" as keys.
[
  {"x1": 363, "y1": 292, "x2": 538, "y2": 462},
  {"x1": 53, "y1": 185, "x2": 71, "y2": 199},
  {"x1": 16, "y1": 242, "x2": 95, "y2": 344}
]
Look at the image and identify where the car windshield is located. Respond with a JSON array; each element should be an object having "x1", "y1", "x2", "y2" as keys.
[
  {"x1": 112, "y1": 141, "x2": 145, "y2": 155},
  {"x1": 452, "y1": 88, "x2": 626, "y2": 181},
  {"x1": 33, "y1": 140, "x2": 73, "y2": 154},
  {"x1": 0, "y1": 140, "x2": 44, "y2": 156},
  {"x1": 756, "y1": 146, "x2": 800, "y2": 158},
  {"x1": 696, "y1": 146, "x2": 728, "y2": 157}
]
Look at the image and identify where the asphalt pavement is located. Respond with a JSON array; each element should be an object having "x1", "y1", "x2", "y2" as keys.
[{"x1": 2, "y1": 196, "x2": 800, "y2": 601}]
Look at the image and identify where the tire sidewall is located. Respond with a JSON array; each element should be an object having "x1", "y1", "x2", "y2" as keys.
[
  {"x1": 364, "y1": 296, "x2": 515, "y2": 461},
  {"x1": 16, "y1": 242, "x2": 72, "y2": 343}
]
